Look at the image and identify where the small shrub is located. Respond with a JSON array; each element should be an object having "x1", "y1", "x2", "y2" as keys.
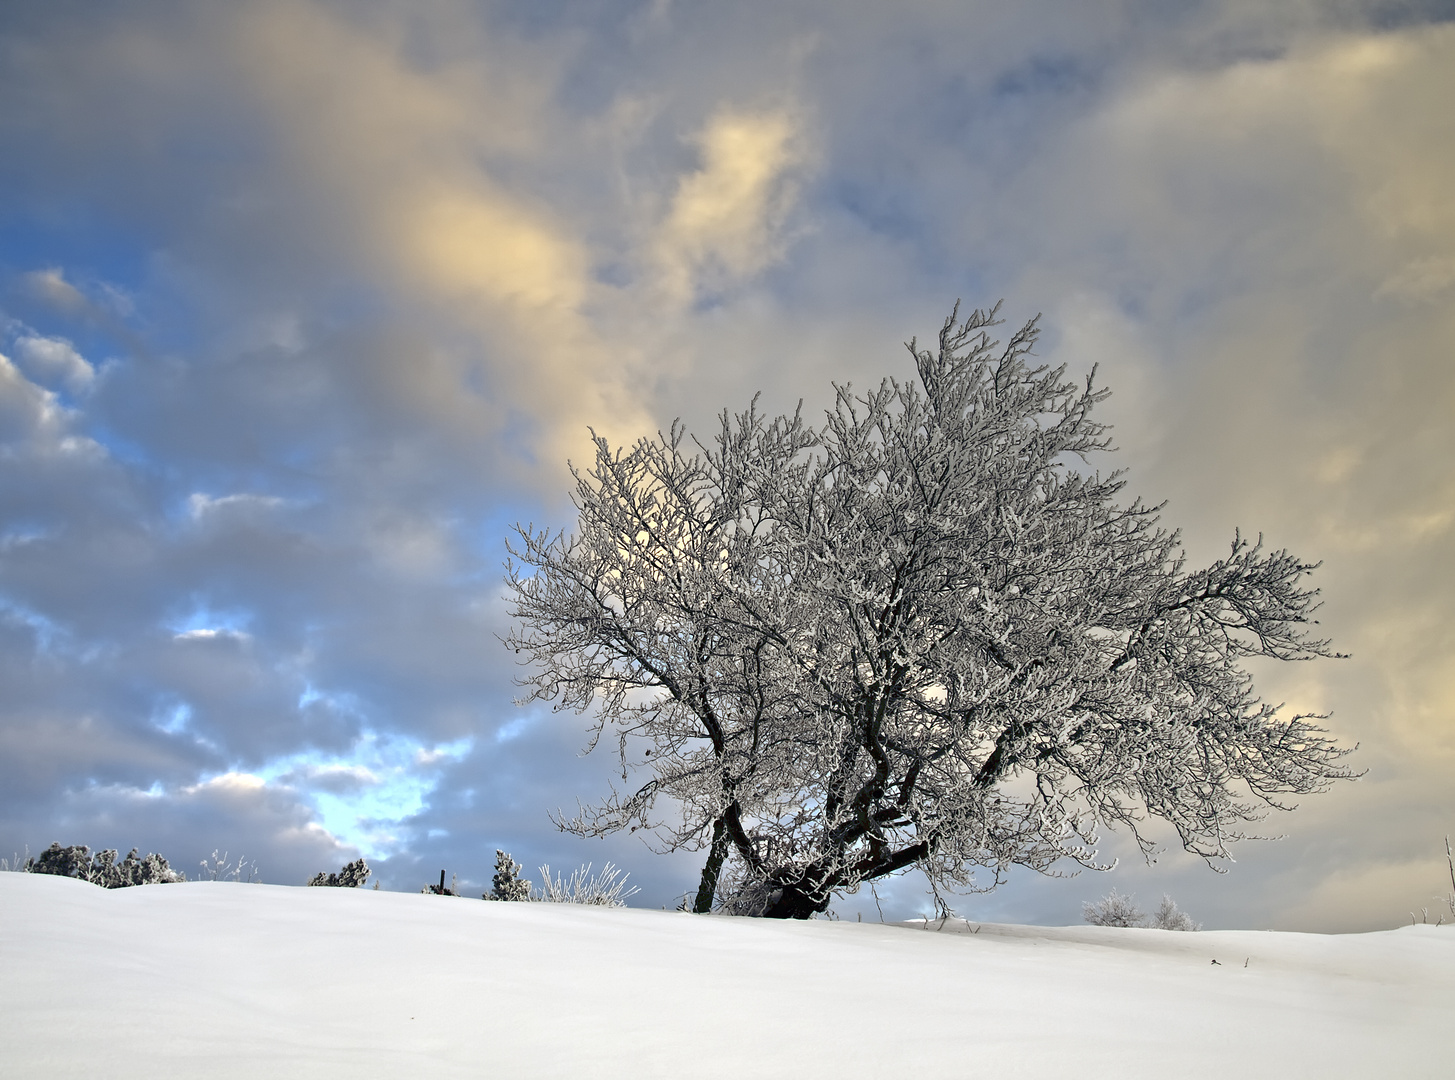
[
  {"x1": 485, "y1": 849, "x2": 531, "y2": 901},
  {"x1": 1409, "y1": 835, "x2": 1455, "y2": 925},
  {"x1": 535, "y1": 861, "x2": 639, "y2": 907},
  {"x1": 1083, "y1": 889, "x2": 1145, "y2": 927},
  {"x1": 27, "y1": 842, "x2": 185, "y2": 887},
  {"x1": 28, "y1": 843, "x2": 92, "y2": 880},
  {"x1": 1149, "y1": 894, "x2": 1201, "y2": 931},
  {"x1": 1084, "y1": 888, "x2": 1198, "y2": 930},
  {"x1": 198, "y1": 850, "x2": 259, "y2": 882},
  {"x1": 308, "y1": 858, "x2": 370, "y2": 887}
]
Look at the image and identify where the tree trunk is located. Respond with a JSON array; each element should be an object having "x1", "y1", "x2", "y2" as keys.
[
  {"x1": 692, "y1": 816, "x2": 730, "y2": 913},
  {"x1": 760, "y1": 878, "x2": 832, "y2": 919}
]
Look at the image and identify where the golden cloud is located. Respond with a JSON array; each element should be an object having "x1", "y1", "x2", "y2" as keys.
[{"x1": 654, "y1": 107, "x2": 806, "y2": 303}]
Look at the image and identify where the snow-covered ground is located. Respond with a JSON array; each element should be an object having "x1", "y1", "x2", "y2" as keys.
[{"x1": 2, "y1": 872, "x2": 1449, "y2": 1078}]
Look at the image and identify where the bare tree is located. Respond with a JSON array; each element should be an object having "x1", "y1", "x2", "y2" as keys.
[{"x1": 506, "y1": 303, "x2": 1356, "y2": 919}]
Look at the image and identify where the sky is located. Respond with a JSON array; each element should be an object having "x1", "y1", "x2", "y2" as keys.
[{"x1": 1, "y1": 0, "x2": 1453, "y2": 932}]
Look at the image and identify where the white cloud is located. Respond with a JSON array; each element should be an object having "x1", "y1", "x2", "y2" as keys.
[
  {"x1": 186, "y1": 493, "x2": 287, "y2": 520},
  {"x1": 173, "y1": 628, "x2": 250, "y2": 642},
  {"x1": 11, "y1": 334, "x2": 95, "y2": 392},
  {"x1": 0, "y1": 352, "x2": 102, "y2": 461},
  {"x1": 187, "y1": 771, "x2": 266, "y2": 795}
]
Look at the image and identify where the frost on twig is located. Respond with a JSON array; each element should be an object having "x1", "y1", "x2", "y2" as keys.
[
  {"x1": 199, "y1": 850, "x2": 259, "y2": 883},
  {"x1": 534, "y1": 862, "x2": 640, "y2": 906}
]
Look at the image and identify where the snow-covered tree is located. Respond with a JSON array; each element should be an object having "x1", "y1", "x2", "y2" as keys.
[
  {"x1": 1149, "y1": 894, "x2": 1200, "y2": 931},
  {"x1": 506, "y1": 304, "x2": 1357, "y2": 919},
  {"x1": 308, "y1": 858, "x2": 370, "y2": 887},
  {"x1": 1083, "y1": 889, "x2": 1145, "y2": 927},
  {"x1": 486, "y1": 849, "x2": 531, "y2": 901},
  {"x1": 1084, "y1": 890, "x2": 1199, "y2": 930}
]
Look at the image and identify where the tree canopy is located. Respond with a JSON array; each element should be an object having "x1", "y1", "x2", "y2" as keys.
[{"x1": 505, "y1": 304, "x2": 1355, "y2": 919}]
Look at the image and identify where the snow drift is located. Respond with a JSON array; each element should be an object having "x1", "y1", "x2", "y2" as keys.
[{"x1": 1, "y1": 872, "x2": 1448, "y2": 1078}]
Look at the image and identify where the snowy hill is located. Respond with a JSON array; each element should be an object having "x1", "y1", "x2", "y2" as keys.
[{"x1": 2, "y1": 872, "x2": 1449, "y2": 1078}]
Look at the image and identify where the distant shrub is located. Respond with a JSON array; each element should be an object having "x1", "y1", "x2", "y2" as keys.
[
  {"x1": 308, "y1": 858, "x2": 370, "y2": 887},
  {"x1": 535, "y1": 862, "x2": 639, "y2": 907},
  {"x1": 480, "y1": 850, "x2": 638, "y2": 906},
  {"x1": 1149, "y1": 894, "x2": 1200, "y2": 931},
  {"x1": 26, "y1": 842, "x2": 185, "y2": 887},
  {"x1": 1409, "y1": 835, "x2": 1455, "y2": 925},
  {"x1": 1084, "y1": 888, "x2": 1198, "y2": 930},
  {"x1": 485, "y1": 849, "x2": 531, "y2": 902},
  {"x1": 198, "y1": 850, "x2": 259, "y2": 883},
  {"x1": 1083, "y1": 889, "x2": 1145, "y2": 927}
]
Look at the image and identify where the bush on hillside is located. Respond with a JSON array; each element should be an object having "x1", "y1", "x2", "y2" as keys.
[
  {"x1": 198, "y1": 850, "x2": 260, "y2": 883},
  {"x1": 26, "y1": 843, "x2": 185, "y2": 887},
  {"x1": 1084, "y1": 889, "x2": 1199, "y2": 930},
  {"x1": 535, "y1": 861, "x2": 640, "y2": 907},
  {"x1": 1082, "y1": 889, "x2": 1145, "y2": 927},
  {"x1": 1148, "y1": 894, "x2": 1200, "y2": 931},
  {"x1": 307, "y1": 858, "x2": 370, "y2": 887},
  {"x1": 482, "y1": 850, "x2": 637, "y2": 906},
  {"x1": 485, "y1": 849, "x2": 531, "y2": 901}
]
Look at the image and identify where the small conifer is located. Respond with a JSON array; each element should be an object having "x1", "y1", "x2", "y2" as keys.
[{"x1": 486, "y1": 849, "x2": 531, "y2": 901}]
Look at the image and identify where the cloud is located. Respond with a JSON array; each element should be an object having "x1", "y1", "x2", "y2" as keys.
[
  {"x1": 1375, "y1": 254, "x2": 1455, "y2": 304},
  {"x1": 212, "y1": 0, "x2": 652, "y2": 462},
  {"x1": 0, "y1": 351, "x2": 101, "y2": 461},
  {"x1": 11, "y1": 334, "x2": 95, "y2": 393},
  {"x1": 1011, "y1": 23, "x2": 1455, "y2": 926},
  {"x1": 655, "y1": 107, "x2": 808, "y2": 302},
  {"x1": 186, "y1": 493, "x2": 287, "y2": 521},
  {"x1": 22, "y1": 269, "x2": 91, "y2": 316}
]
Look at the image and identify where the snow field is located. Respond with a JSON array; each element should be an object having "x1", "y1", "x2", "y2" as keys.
[{"x1": 1, "y1": 871, "x2": 1449, "y2": 1078}]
